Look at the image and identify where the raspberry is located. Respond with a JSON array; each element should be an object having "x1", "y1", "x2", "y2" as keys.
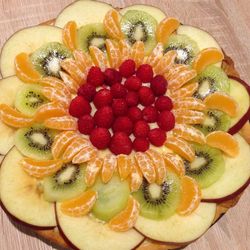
[
  {"x1": 112, "y1": 99, "x2": 128, "y2": 116},
  {"x1": 138, "y1": 86, "x2": 155, "y2": 106},
  {"x1": 142, "y1": 106, "x2": 158, "y2": 123},
  {"x1": 112, "y1": 116, "x2": 133, "y2": 135},
  {"x1": 157, "y1": 111, "x2": 175, "y2": 131},
  {"x1": 148, "y1": 128, "x2": 166, "y2": 147},
  {"x1": 93, "y1": 89, "x2": 112, "y2": 109},
  {"x1": 126, "y1": 91, "x2": 139, "y2": 107},
  {"x1": 87, "y1": 66, "x2": 104, "y2": 87},
  {"x1": 77, "y1": 83, "x2": 96, "y2": 101},
  {"x1": 109, "y1": 132, "x2": 132, "y2": 155},
  {"x1": 155, "y1": 96, "x2": 173, "y2": 111},
  {"x1": 94, "y1": 106, "x2": 114, "y2": 128},
  {"x1": 110, "y1": 83, "x2": 127, "y2": 98},
  {"x1": 104, "y1": 68, "x2": 122, "y2": 86},
  {"x1": 119, "y1": 59, "x2": 136, "y2": 78},
  {"x1": 150, "y1": 75, "x2": 167, "y2": 96},
  {"x1": 78, "y1": 115, "x2": 95, "y2": 135},
  {"x1": 133, "y1": 138, "x2": 149, "y2": 152},
  {"x1": 124, "y1": 76, "x2": 142, "y2": 91},
  {"x1": 128, "y1": 107, "x2": 142, "y2": 122},
  {"x1": 69, "y1": 96, "x2": 91, "y2": 118},
  {"x1": 90, "y1": 128, "x2": 111, "y2": 149},
  {"x1": 133, "y1": 120, "x2": 150, "y2": 138},
  {"x1": 136, "y1": 64, "x2": 153, "y2": 83}
]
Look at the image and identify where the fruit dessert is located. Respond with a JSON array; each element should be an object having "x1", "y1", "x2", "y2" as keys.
[{"x1": 0, "y1": 1, "x2": 249, "y2": 250}]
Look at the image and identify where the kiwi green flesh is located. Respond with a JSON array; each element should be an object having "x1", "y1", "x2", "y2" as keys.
[
  {"x1": 15, "y1": 84, "x2": 48, "y2": 116},
  {"x1": 185, "y1": 144, "x2": 225, "y2": 189},
  {"x1": 43, "y1": 163, "x2": 86, "y2": 202},
  {"x1": 90, "y1": 175, "x2": 130, "y2": 222},
  {"x1": 30, "y1": 42, "x2": 71, "y2": 78},
  {"x1": 15, "y1": 125, "x2": 56, "y2": 160},
  {"x1": 133, "y1": 171, "x2": 181, "y2": 220},
  {"x1": 120, "y1": 10, "x2": 157, "y2": 55}
]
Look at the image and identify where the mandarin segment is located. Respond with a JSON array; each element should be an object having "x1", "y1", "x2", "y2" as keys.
[
  {"x1": 117, "y1": 154, "x2": 131, "y2": 181},
  {"x1": 129, "y1": 162, "x2": 143, "y2": 192},
  {"x1": 164, "y1": 64, "x2": 188, "y2": 79},
  {"x1": 85, "y1": 157, "x2": 103, "y2": 187},
  {"x1": 72, "y1": 146, "x2": 97, "y2": 164},
  {"x1": 145, "y1": 43, "x2": 164, "y2": 67},
  {"x1": 173, "y1": 109, "x2": 205, "y2": 124},
  {"x1": 38, "y1": 76, "x2": 67, "y2": 90},
  {"x1": 169, "y1": 82, "x2": 199, "y2": 99},
  {"x1": 154, "y1": 50, "x2": 177, "y2": 75},
  {"x1": 106, "y1": 39, "x2": 122, "y2": 69},
  {"x1": 130, "y1": 41, "x2": 145, "y2": 67},
  {"x1": 89, "y1": 46, "x2": 109, "y2": 70},
  {"x1": 44, "y1": 116, "x2": 78, "y2": 130},
  {"x1": 59, "y1": 71, "x2": 80, "y2": 93},
  {"x1": 174, "y1": 97, "x2": 206, "y2": 111},
  {"x1": 119, "y1": 40, "x2": 131, "y2": 61},
  {"x1": 101, "y1": 154, "x2": 117, "y2": 184},
  {"x1": 163, "y1": 152, "x2": 185, "y2": 176},
  {"x1": 62, "y1": 21, "x2": 77, "y2": 51},
  {"x1": 73, "y1": 49, "x2": 93, "y2": 72}
]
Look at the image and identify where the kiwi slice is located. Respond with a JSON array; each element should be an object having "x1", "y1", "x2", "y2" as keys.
[
  {"x1": 15, "y1": 125, "x2": 56, "y2": 160},
  {"x1": 133, "y1": 171, "x2": 181, "y2": 220},
  {"x1": 77, "y1": 23, "x2": 107, "y2": 52},
  {"x1": 184, "y1": 144, "x2": 225, "y2": 189},
  {"x1": 30, "y1": 42, "x2": 72, "y2": 78},
  {"x1": 15, "y1": 84, "x2": 48, "y2": 116},
  {"x1": 91, "y1": 175, "x2": 130, "y2": 222},
  {"x1": 164, "y1": 34, "x2": 199, "y2": 65},
  {"x1": 43, "y1": 163, "x2": 86, "y2": 202},
  {"x1": 120, "y1": 10, "x2": 157, "y2": 54},
  {"x1": 193, "y1": 65, "x2": 230, "y2": 99}
]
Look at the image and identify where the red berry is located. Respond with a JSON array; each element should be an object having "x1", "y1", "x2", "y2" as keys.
[
  {"x1": 90, "y1": 128, "x2": 111, "y2": 149},
  {"x1": 112, "y1": 116, "x2": 133, "y2": 135},
  {"x1": 109, "y1": 132, "x2": 132, "y2": 155},
  {"x1": 133, "y1": 138, "x2": 149, "y2": 152},
  {"x1": 155, "y1": 96, "x2": 173, "y2": 111},
  {"x1": 157, "y1": 111, "x2": 175, "y2": 131},
  {"x1": 126, "y1": 91, "x2": 139, "y2": 107},
  {"x1": 133, "y1": 120, "x2": 150, "y2": 138},
  {"x1": 136, "y1": 64, "x2": 153, "y2": 83},
  {"x1": 87, "y1": 66, "x2": 104, "y2": 87},
  {"x1": 93, "y1": 89, "x2": 112, "y2": 109},
  {"x1": 77, "y1": 83, "x2": 96, "y2": 101},
  {"x1": 94, "y1": 106, "x2": 114, "y2": 128},
  {"x1": 142, "y1": 106, "x2": 158, "y2": 123},
  {"x1": 148, "y1": 128, "x2": 166, "y2": 147},
  {"x1": 110, "y1": 83, "x2": 127, "y2": 98},
  {"x1": 69, "y1": 96, "x2": 91, "y2": 118},
  {"x1": 138, "y1": 86, "x2": 155, "y2": 106},
  {"x1": 112, "y1": 99, "x2": 128, "y2": 116},
  {"x1": 119, "y1": 59, "x2": 136, "y2": 78},
  {"x1": 104, "y1": 68, "x2": 122, "y2": 86},
  {"x1": 128, "y1": 107, "x2": 142, "y2": 122},
  {"x1": 78, "y1": 115, "x2": 95, "y2": 135},
  {"x1": 124, "y1": 76, "x2": 142, "y2": 91},
  {"x1": 150, "y1": 75, "x2": 167, "y2": 96}
]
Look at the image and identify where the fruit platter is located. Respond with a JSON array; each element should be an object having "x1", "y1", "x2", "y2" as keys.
[{"x1": 0, "y1": 0, "x2": 249, "y2": 249}]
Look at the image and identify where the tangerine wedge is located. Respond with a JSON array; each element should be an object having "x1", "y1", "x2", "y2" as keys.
[
  {"x1": 119, "y1": 40, "x2": 131, "y2": 61},
  {"x1": 62, "y1": 21, "x2": 77, "y2": 51},
  {"x1": 85, "y1": 157, "x2": 103, "y2": 187},
  {"x1": 73, "y1": 49, "x2": 93, "y2": 72},
  {"x1": 106, "y1": 39, "x2": 122, "y2": 69},
  {"x1": 61, "y1": 190, "x2": 98, "y2": 217},
  {"x1": 163, "y1": 152, "x2": 185, "y2": 176},
  {"x1": 117, "y1": 154, "x2": 131, "y2": 181},
  {"x1": 72, "y1": 146, "x2": 97, "y2": 164},
  {"x1": 38, "y1": 76, "x2": 67, "y2": 90},
  {"x1": 154, "y1": 50, "x2": 177, "y2": 75},
  {"x1": 164, "y1": 64, "x2": 188, "y2": 79},
  {"x1": 108, "y1": 196, "x2": 140, "y2": 232},
  {"x1": 174, "y1": 97, "x2": 206, "y2": 111},
  {"x1": 192, "y1": 48, "x2": 224, "y2": 73},
  {"x1": 206, "y1": 131, "x2": 239, "y2": 157},
  {"x1": 130, "y1": 41, "x2": 145, "y2": 67},
  {"x1": 101, "y1": 154, "x2": 117, "y2": 184},
  {"x1": 89, "y1": 46, "x2": 109, "y2": 70},
  {"x1": 170, "y1": 82, "x2": 199, "y2": 99},
  {"x1": 145, "y1": 43, "x2": 164, "y2": 67},
  {"x1": 177, "y1": 176, "x2": 201, "y2": 216},
  {"x1": 173, "y1": 109, "x2": 205, "y2": 124},
  {"x1": 59, "y1": 71, "x2": 79, "y2": 93},
  {"x1": 203, "y1": 92, "x2": 238, "y2": 117},
  {"x1": 44, "y1": 116, "x2": 78, "y2": 130},
  {"x1": 129, "y1": 162, "x2": 143, "y2": 192}
]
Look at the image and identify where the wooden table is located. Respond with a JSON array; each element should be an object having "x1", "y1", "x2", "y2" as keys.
[{"x1": 0, "y1": 0, "x2": 249, "y2": 249}]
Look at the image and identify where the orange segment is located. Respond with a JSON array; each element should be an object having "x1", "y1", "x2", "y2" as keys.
[
  {"x1": 61, "y1": 190, "x2": 97, "y2": 217},
  {"x1": 164, "y1": 64, "x2": 188, "y2": 79},
  {"x1": 145, "y1": 43, "x2": 164, "y2": 67},
  {"x1": 203, "y1": 92, "x2": 238, "y2": 117},
  {"x1": 129, "y1": 162, "x2": 143, "y2": 192},
  {"x1": 169, "y1": 82, "x2": 199, "y2": 99},
  {"x1": 177, "y1": 176, "x2": 201, "y2": 216},
  {"x1": 15, "y1": 53, "x2": 41, "y2": 83},
  {"x1": 44, "y1": 116, "x2": 78, "y2": 130},
  {"x1": 89, "y1": 46, "x2": 109, "y2": 70},
  {"x1": 20, "y1": 158, "x2": 63, "y2": 178},
  {"x1": 85, "y1": 157, "x2": 103, "y2": 187},
  {"x1": 72, "y1": 146, "x2": 97, "y2": 164},
  {"x1": 163, "y1": 153, "x2": 185, "y2": 176},
  {"x1": 206, "y1": 131, "x2": 239, "y2": 157},
  {"x1": 119, "y1": 40, "x2": 131, "y2": 61},
  {"x1": 154, "y1": 50, "x2": 177, "y2": 75},
  {"x1": 173, "y1": 109, "x2": 205, "y2": 124},
  {"x1": 106, "y1": 39, "x2": 122, "y2": 69},
  {"x1": 117, "y1": 154, "x2": 131, "y2": 181},
  {"x1": 59, "y1": 71, "x2": 80, "y2": 93},
  {"x1": 73, "y1": 49, "x2": 93, "y2": 73},
  {"x1": 38, "y1": 76, "x2": 67, "y2": 90},
  {"x1": 192, "y1": 48, "x2": 224, "y2": 73},
  {"x1": 174, "y1": 97, "x2": 206, "y2": 111},
  {"x1": 108, "y1": 196, "x2": 140, "y2": 232},
  {"x1": 101, "y1": 154, "x2": 117, "y2": 183},
  {"x1": 130, "y1": 41, "x2": 145, "y2": 67},
  {"x1": 62, "y1": 21, "x2": 77, "y2": 51}
]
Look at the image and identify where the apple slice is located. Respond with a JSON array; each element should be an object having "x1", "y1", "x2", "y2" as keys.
[
  {"x1": 55, "y1": 0, "x2": 115, "y2": 28},
  {"x1": 0, "y1": 147, "x2": 57, "y2": 227},
  {"x1": 56, "y1": 203, "x2": 144, "y2": 250},
  {"x1": 202, "y1": 134, "x2": 250, "y2": 201},
  {"x1": 0, "y1": 25, "x2": 62, "y2": 77},
  {"x1": 134, "y1": 202, "x2": 216, "y2": 243}
]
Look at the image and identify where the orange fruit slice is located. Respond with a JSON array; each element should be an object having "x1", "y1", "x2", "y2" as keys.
[
  {"x1": 38, "y1": 76, "x2": 67, "y2": 90},
  {"x1": 119, "y1": 40, "x2": 131, "y2": 61},
  {"x1": 117, "y1": 154, "x2": 131, "y2": 181},
  {"x1": 106, "y1": 39, "x2": 122, "y2": 69},
  {"x1": 20, "y1": 158, "x2": 63, "y2": 178},
  {"x1": 192, "y1": 48, "x2": 224, "y2": 73},
  {"x1": 174, "y1": 97, "x2": 206, "y2": 111},
  {"x1": 62, "y1": 21, "x2": 77, "y2": 51},
  {"x1": 73, "y1": 49, "x2": 93, "y2": 73},
  {"x1": 154, "y1": 50, "x2": 177, "y2": 75},
  {"x1": 129, "y1": 162, "x2": 143, "y2": 192},
  {"x1": 156, "y1": 18, "x2": 180, "y2": 44},
  {"x1": 108, "y1": 196, "x2": 140, "y2": 232},
  {"x1": 61, "y1": 190, "x2": 98, "y2": 217},
  {"x1": 44, "y1": 116, "x2": 78, "y2": 131},
  {"x1": 173, "y1": 109, "x2": 205, "y2": 124},
  {"x1": 72, "y1": 146, "x2": 97, "y2": 164},
  {"x1": 203, "y1": 92, "x2": 238, "y2": 117},
  {"x1": 89, "y1": 46, "x2": 109, "y2": 70},
  {"x1": 85, "y1": 157, "x2": 103, "y2": 187},
  {"x1": 59, "y1": 71, "x2": 79, "y2": 93},
  {"x1": 101, "y1": 154, "x2": 117, "y2": 184},
  {"x1": 145, "y1": 43, "x2": 164, "y2": 67},
  {"x1": 164, "y1": 64, "x2": 189, "y2": 79},
  {"x1": 15, "y1": 53, "x2": 41, "y2": 83},
  {"x1": 206, "y1": 131, "x2": 239, "y2": 157},
  {"x1": 163, "y1": 152, "x2": 185, "y2": 176},
  {"x1": 130, "y1": 41, "x2": 145, "y2": 67},
  {"x1": 177, "y1": 176, "x2": 201, "y2": 216},
  {"x1": 169, "y1": 82, "x2": 199, "y2": 99}
]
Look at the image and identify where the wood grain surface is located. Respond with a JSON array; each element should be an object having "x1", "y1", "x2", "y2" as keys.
[{"x1": 0, "y1": 0, "x2": 250, "y2": 250}]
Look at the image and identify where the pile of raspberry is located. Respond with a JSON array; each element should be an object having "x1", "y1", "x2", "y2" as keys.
[{"x1": 69, "y1": 59, "x2": 175, "y2": 155}]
